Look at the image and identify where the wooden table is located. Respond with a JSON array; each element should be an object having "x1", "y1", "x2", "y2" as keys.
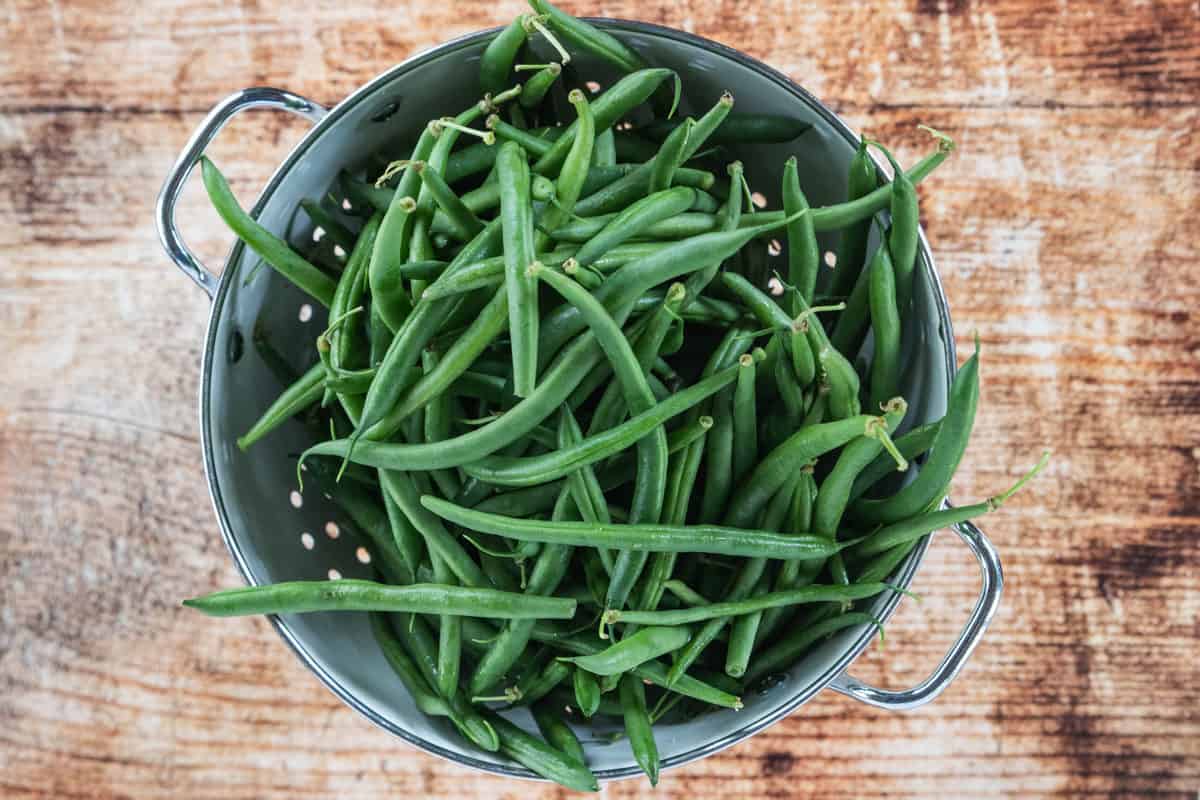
[{"x1": 2, "y1": 1, "x2": 1197, "y2": 797}]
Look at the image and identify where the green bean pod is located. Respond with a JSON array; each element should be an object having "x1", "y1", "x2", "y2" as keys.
[
  {"x1": 183, "y1": 579, "x2": 575, "y2": 619},
  {"x1": 421, "y1": 496, "x2": 860, "y2": 560},
  {"x1": 648, "y1": 117, "x2": 695, "y2": 193},
  {"x1": 536, "y1": 89, "x2": 595, "y2": 238},
  {"x1": 573, "y1": 666, "x2": 602, "y2": 717},
  {"x1": 201, "y1": 157, "x2": 336, "y2": 306},
  {"x1": 487, "y1": 711, "x2": 599, "y2": 792},
  {"x1": 867, "y1": 246, "x2": 902, "y2": 409},
  {"x1": 532, "y1": 701, "x2": 588, "y2": 767},
  {"x1": 830, "y1": 139, "x2": 877, "y2": 298},
  {"x1": 849, "y1": 420, "x2": 942, "y2": 502},
  {"x1": 563, "y1": 626, "x2": 691, "y2": 675},
  {"x1": 479, "y1": 16, "x2": 529, "y2": 94},
  {"x1": 495, "y1": 141, "x2": 540, "y2": 397},
  {"x1": 782, "y1": 156, "x2": 820, "y2": 305},
  {"x1": 414, "y1": 162, "x2": 484, "y2": 240},
  {"x1": 638, "y1": 112, "x2": 811, "y2": 145},
  {"x1": 854, "y1": 346, "x2": 979, "y2": 524},
  {"x1": 871, "y1": 140, "x2": 921, "y2": 316},
  {"x1": 519, "y1": 62, "x2": 563, "y2": 108},
  {"x1": 529, "y1": 0, "x2": 647, "y2": 73},
  {"x1": 573, "y1": 186, "x2": 696, "y2": 266},
  {"x1": 237, "y1": 363, "x2": 324, "y2": 450},
  {"x1": 619, "y1": 673, "x2": 660, "y2": 786},
  {"x1": 380, "y1": 469, "x2": 488, "y2": 588}
]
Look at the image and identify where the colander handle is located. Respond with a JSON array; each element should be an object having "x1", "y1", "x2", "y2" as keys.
[
  {"x1": 155, "y1": 87, "x2": 328, "y2": 298},
  {"x1": 830, "y1": 518, "x2": 1003, "y2": 711}
]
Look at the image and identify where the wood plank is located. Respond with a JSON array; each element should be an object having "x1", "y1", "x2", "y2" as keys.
[{"x1": 2, "y1": 1, "x2": 1198, "y2": 797}]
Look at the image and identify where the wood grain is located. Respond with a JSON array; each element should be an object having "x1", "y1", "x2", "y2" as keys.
[{"x1": 1, "y1": 0, "x2": 1198, "y2": 797}]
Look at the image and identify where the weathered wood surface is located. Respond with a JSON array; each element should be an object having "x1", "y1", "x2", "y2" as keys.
[{"x1": 1, "y1": 0, "x2": 1198, "y2": 797}]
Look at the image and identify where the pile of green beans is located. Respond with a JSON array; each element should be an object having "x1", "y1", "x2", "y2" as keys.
[{"x1": 185, "y1": 2, "x2": 1047, "y2": 789}]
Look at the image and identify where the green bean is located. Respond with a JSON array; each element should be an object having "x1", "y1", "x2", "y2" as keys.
[
  {"x1": 420, "y1": 351, "x2": 462, "y2": 504},
  {"x1": 856, "y1": 452, "x2": 1049, "y2": 558},
  {"x1": 724, "y1": 414, "x2": 883, "y2": 528},
  {"x1": 519, "y1": 62, "x2": 562, "y2": 108},
  {"x1": 487, "y1": 114, "x2": 553, "y2": 157},
  {"x1": 782, "y1": 156, "x2": 819, "y2": 305},
  {"x1": 237, "y1": 363, "x2": 324, "y2": 450},
  {"x1": 746, "y1": 612, "x2": 879, "y2": 686},
  {"x1": 369, "y1": 129, "x2": 440, "y2": 329},
  {"x1": 467, "y1": 489, "x2": 574, "y2": 696},
  {"x1": 588, "y1": 283, "x2": 687, "y2": 433},
  {"x1": 648, "y1": 117, "x2": 695, "y2": 193},
  {"x1": 574, "y1": 187, "x2": 696, "y2": 267},
  {"x1": 428, "y1": 550, "x2": 462, "y2": 699},
  {"x1": 380, "y1": 469, "x2": 489, "y2": 588},
  {"x1": 849, "y1": 420, "x2": 941, "y2": 502},
  {"x1": 201, "y1": 157, "x2": 336, "y2": 306},
  {"x1": 867, "y1": 245, "x2": 902, "y2": 409},
  {"x1": 357, "y1": 219, "x2": 502, "y2": 440},
  {"x1": 531, "y1": 628, "x2": 741, "y2": 709},
  {"x1": 532, "y1": 68, "x2": 673, "y2": 175},
  {"x1": 699, "y1": 384, "x2": 736, "y2": 522},
  {"x1": 182, "y1": 579, "x2": 575, "y2": 619},
  {"x1": 725, "y1": 572, "x2": 773, "y2": 678},
  {"x1": 456, "y1": 359, "x2": 740, "y2": 486},
  {"x1": 537, "y1": 89, "x2": 595, "y2": 239},
  {"x1": 532, "y1": 701, "x2": 587, "y2": 767},
  {"x1": 378, "y1": 286, "x2": 508, "y2": 433},
  {"x1": 854, "y1": 345, "x2": 979, "y2": 524},
  {"x1": 558, "y1": 407, "x2": 613, "y2": 574},
  {"x1": 380, "y1": 477, "x2": 424, "y2": 583},
  {"x1": 638, "y1": 112, "x2": 811, "y2": 145},
  {"x1": 869, "y1": 139, "x2": 921, "y2": 316},
  {"x1": 592, "y1": 128, "x2": 616, "y2": 166},
  {"x1": 803, "y1": 292, "x2": 861, "y2": 419},
  {"x1": 606, "y1": 582, "x2": 888, "y2": 627},
  {"x1": 414, "y1": 162, "x2": 484, "y2": 240},
  {"x1": 573, "y1": 666, "x2": 601, "y2": 717},
  {"x1": 421, "y1": 496, "x2": 860, "y2": 561},
  {"x1": 550, "y1": 211, "x2": 718, "y2": 243},
  {"x1": 479, "y1": 16, "x2": 529, "y2": 95},
  {"x1": 774, "y1": 346, "x2": 806, "y2": 428},
  {"x1": 619, "y1": 673, "x2": 659, "y2": 785},
  {"x1": 444, "y1": 140, "x2": 499, "y2": 184},
  {"x1": 529, "y1": 0, "x2": 646, "y2": 73},
  {"x1": 563, "y1": 626, "x2": 690, "y2": 675},
  {"x1": 496, "y1": 141, "x2": 540, "y2": 397},
  {"x1": 856, "y1": 539, "x2": 921, "y2": 584},
  {"x1": 830, "y1": 243, "x2": 880, "y2": 358},
  {"x1": 830, "y1": 139, "x2": 877, "y2": 299},
  {"x1": 486, "y1": 711, "x2": 599, "y2": 791},
  {"x1": 372, "y1": 614, "x2": 501, "y2": 752}
]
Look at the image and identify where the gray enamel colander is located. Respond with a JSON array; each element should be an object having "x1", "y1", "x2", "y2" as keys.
[{"x1": 156, "y1": 19, "x2": 1002, "y2": 783}]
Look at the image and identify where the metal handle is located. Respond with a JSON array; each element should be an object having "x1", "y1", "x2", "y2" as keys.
[
  {"x1": 155, "y1": 87, "x2": 328, "y2": 298},
  {"x1": 831, "y1": 517, "x2": 1003, "y2": 711}
]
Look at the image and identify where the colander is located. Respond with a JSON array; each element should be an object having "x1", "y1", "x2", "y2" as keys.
[{"x1": 155, "y1": 19, "x2": 1003, "y2": 782}]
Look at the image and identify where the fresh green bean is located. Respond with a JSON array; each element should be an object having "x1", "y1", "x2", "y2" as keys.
[
  {"x1": 519, "y1": 62, "x2": 562, "y2": 109},
  {"x1": 854, "y1": 345, "x2": 979, "y2": 524},
  {"x1": 183, "y1": 580, "x2": 575, "y2": 619},
  {"x1": 532, "y1": 701, "x2": 588, "y2": 767},
  {"x1": 620, "y1": 673, "x2": 659, "y2": 785},
  {"x1": 563, "y1": 626, "x2": 690, "y2": 675},
  {"x1": 421, "y1": 496, "x2": 860, "y2": 560},
  {"x1": 487, "y1": 711, "x2": 599, "y2": 791},
  {"x1": 830, "y1": 139, "x2": 876, "y2": 298},
  {"x1": 573, "y1": 666, "x2": 601, "y2": 717},
  {"x1": 201, "y1": 157, "x2": 336, "y2": 306},
  {"x1": 648, "y1": 117, "x2": 695, "y2": 193},
  {"x1": 528, "y1": 0, "x2": 646, "y2": 73},
  {"x1": 782, "y1": 156, "x2": 819, "y2": 305},
  {"x1": 479, "y1": 16, "x2": 529, "y2": 95},
  {"x1": 497, "y1": 141, "x2": 540, "y2": 397},
  {"x1": 867, "y1": 245, "x2": 902, "y2": 409}
]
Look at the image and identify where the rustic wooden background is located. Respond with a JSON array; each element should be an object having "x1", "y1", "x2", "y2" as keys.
[{"x1": 2, "y1": 0, "x2": 1198, "y2": 797}]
